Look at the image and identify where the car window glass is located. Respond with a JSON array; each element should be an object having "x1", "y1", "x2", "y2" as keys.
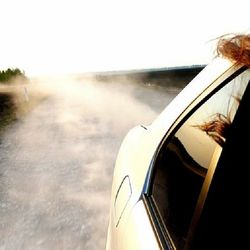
[{"x1": 151, "y1": 69, "x2": 250, "y2": 249}]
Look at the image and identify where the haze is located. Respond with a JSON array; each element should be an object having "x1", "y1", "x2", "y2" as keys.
[{"x1": 0, "y1": 0, "x2": 249, "y2": 76}]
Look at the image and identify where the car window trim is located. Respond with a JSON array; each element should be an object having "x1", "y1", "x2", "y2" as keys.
[
  {"x1": 142, "y1": 65, "x2": 248, "y2": 249},
  {"x1": 143, "y1": 194, "x2": 176, "y2": 250},
  {"x1": 145, "y1": 65, "x2": 247, "y2": 196}
]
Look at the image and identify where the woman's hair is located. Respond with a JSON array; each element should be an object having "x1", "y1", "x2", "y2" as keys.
[
  {"x1": 193, "y1": 34, "x2": 249, "y2": 146},
  {"x1": 193, "y1": 113, "x2": 231, "y2": 147},
  {"x1": 217, "y1": 34, "x2": 250, "y2": 66}
]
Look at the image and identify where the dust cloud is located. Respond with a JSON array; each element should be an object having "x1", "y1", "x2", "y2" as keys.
[{"x1": 0, "y1": 75, "x2": 180, "y2": 249}]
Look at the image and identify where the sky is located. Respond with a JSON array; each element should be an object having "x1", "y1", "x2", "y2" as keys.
[{"x1": 0, "y1": 0, "x2": 249, "y2": 77}]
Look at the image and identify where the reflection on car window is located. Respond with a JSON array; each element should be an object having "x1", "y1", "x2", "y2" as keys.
[{"x1": 151, "y1": 69, "x2": 250, "y2": 249}]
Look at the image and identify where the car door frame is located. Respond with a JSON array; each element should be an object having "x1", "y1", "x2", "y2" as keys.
[{"x1": 142, "y1": 64, "x2": 248, "y2": 249}]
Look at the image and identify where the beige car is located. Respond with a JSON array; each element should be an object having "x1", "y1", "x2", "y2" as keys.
[{"x1": 106, "y1": 40, "x2": 250, "y2": 250}]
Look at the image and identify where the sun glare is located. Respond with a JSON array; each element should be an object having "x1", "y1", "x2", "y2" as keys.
[{"x1": 0, "y1": 0, "x2": 249, "y2": 76}]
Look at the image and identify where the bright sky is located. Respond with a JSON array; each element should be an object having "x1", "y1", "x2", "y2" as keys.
[{"x1": 0, "y1": 0, "x2": 249, "y2": 77}]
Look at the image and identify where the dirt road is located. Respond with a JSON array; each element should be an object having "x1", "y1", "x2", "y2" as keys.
[{"x1": 0, "y1": 78, "x2": 179, "y2": 249}]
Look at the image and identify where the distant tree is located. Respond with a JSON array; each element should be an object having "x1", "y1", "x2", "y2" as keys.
[{"x1": 0, "y1": 68, "x2": 27, "y2": 83}]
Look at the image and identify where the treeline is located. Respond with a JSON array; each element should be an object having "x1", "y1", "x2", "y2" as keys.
[{"x1": 0, "y1": 68, "x2": 27, "y2": 83}]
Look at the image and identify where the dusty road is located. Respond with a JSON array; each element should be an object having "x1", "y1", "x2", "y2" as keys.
[{"x1": 0, "y1": 78, "x2": 180, "y2": 250}]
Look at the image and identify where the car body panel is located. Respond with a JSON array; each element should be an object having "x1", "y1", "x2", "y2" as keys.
[
  {"x1": 106, "y1": 57, "x2": 245, "y2": 250},
  {"x1": 107, "y1": 199, "x2": 162, "y2": 249}
]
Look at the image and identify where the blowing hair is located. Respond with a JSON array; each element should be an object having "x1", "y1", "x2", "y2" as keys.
[
  {"x1": 194, "y1": 34, "x2": 250, "y2": 146},
  {"x1": 193, "y1": 113, "x2": 231, "y2": 147},
  {"x1": 217, "y1": 34, "x2": 250, "y2": 66}
]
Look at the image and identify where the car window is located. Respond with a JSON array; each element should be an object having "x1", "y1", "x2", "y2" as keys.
[
  {"x1": 190, "y1": 78, "x2": 250, "y2": 250},
  {"x1": 150, "y1": 68, "x2": 250, "y2": 249}
]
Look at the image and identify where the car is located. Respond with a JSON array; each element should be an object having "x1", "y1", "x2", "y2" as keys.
[{"x1": 106, "y1": 34, "x2": 250, "y2": 250}]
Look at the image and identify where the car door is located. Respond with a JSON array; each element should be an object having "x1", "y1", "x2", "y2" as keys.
[{"x1": 142, "y1": 66, "x2": 250, "y2": 249}]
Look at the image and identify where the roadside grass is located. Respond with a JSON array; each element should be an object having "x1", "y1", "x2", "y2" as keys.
[
  {"x1": 0, "y1": 86, "x2": 47, "y2": 135},
  {"x1": 0, "y1": 92, "x2": 17, "y2": 132}
]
